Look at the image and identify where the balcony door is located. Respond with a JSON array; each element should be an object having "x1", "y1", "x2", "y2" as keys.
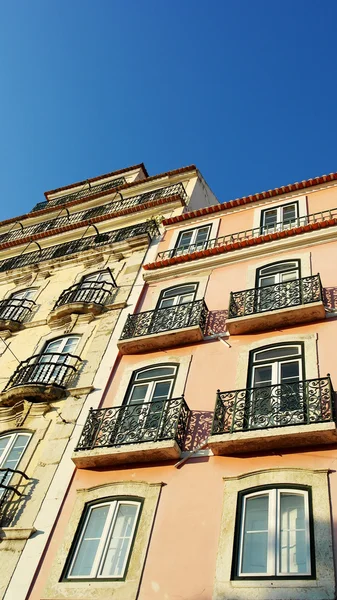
[
  {"x1": 247, "y1": 344, "x2": 304, "y2": 429},
  {"x1": 256, "y1": 261, "x2": 300, "y2": 312},
  {"x1": 261, "y1": 202, "x2": 298, "y2": 234},
  {"x1": 0, "y1": 432, "x2": 31, "y2": 498},
  {"x1": 77, "y1": 270, "x2": 114, "y2": 304},
  {"x1": 150, "y1": 284, "x2": 198, "y2": 334},
  {"x1": 114, "y1": 365, "x2": 177, "y2": 444},
  {"x1": 0, "y1": 288, "x2": 36, "y2": 322},
  {"x1": 174, "y1": 225, "x2": 211, "y2": 256},
  {"x1": 33, "y1": 335, "x2": 80, "y2": 386}
]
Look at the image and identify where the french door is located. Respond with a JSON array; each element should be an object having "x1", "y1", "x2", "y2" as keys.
[
  {"x1": 33, "y1": 335, "x2": 80, "y2": 385},
  {"x1": 0, "y1": 288, "x2": 35, "y2": 322},
  {"x1": 77, "y1": 270, "x2": 114, "y2": 304},
  {"x1": 174, "y1": 225, "x2": 211, "y2": 255},
  {"x1": 261, "y1": 203, "x2": 298, "y2": 234},
  {"x1": 150, "y1": 284, "x2": 197, "y2": 333},
  {"x1": 248, "y1": 345, "x2": 303, "y2": 429},
  {"x1": 256, "y1": 261, "x2": 300, "y2": 312},
  {"x1": 0, "y1": 432, "x2": 31, "y2": 497},
  {"x1": 114, "y1": 365, "x2": 177, "y2": 444}
]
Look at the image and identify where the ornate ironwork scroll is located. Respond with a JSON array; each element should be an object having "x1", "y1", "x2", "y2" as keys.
[
  {"x1": 4, "y1": 352, "x2": 82, "y2": 391},
  {"x1": 54, "y1": 280, "x2": 116, "y2": 310},
  {"x1": 228, "y1": 274, "x2": 323, "y2": 319},
  {"x1": 75, "y1": 396, "x2": 190, "y2": 451},
  {"x1": 212, "y1": 376, "x2": 335, "y2": 434},
  {"x1": 120, "y1": 299, "x2": 208, "y2": 340}
]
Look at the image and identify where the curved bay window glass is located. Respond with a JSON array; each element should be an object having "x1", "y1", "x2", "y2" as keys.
[
  {"x1": 256, "y1": 261, "x2": 300, "y2": 312},
  {"x1": 66, "y1": 498, "x2": 141, "y2": 580},
  {"x1": 247, "y1": 344, "x2": 303, "y2": 429},
  {"x1": 235, "y1": 487, "x2": 312, "y2": 578},
  {"x1": 0, "y1": 288, "x2": 36, "y2": 322},
  {"x1": 77, "y1": 270, "x2": 115, "y2": 305},
  {"x1": 0, "y1": 432, "x2": 31, "y2": 496},
  {"x1": 112, "y1": 365, "x2": 178, "y2": 445},
  {"x1": 33, "y1": 335, "x2": 80, "y2": 386}
]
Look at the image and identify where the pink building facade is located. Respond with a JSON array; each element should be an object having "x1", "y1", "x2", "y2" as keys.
[{"x1": 28, "y1": 173, "x2": 337, "y2": 600}]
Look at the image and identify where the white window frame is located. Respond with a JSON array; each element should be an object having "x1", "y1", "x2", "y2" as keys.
[
  {"x1": 261, "y1": 202, "x2": 298, "y2": 234},
  {"x1": 67, "y1": 499, "x2": 141, "y2": 580},
  {"x1": 237, "y1": 488, "x2": 311, "y2": 577},
  {"x1": 0, "y1": 432, "x2": 31, "y2": 495},
  {"x1": 174, "y1": 225, "x2": 211, "y2": 254}
]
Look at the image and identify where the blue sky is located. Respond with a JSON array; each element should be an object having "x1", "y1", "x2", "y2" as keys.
[{"x1": 1, "y1": 0, "x2": 337, "y2": 220}]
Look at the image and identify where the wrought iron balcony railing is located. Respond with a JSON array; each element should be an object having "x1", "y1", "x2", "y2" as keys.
[
  {"x1": 0, "y1": 220, "x2": 159, "y2": 274},
  {"x1": 0, "y1": 298, "x2": 35, "y2": 323},
  {"x1": 0, "y1": 467, "x2": 30, "y2": 527},
  {"x1": 54, "y1": 280, "x2": 116, "y2": 310},
  {"x1": 3, "y1": 182, "x2": 185, "y2": 245},
  {"x1": 75, "y1": 396, "x2": 190, "y2": 451},
  {"x1": 30, "y1": 177, "x2": 127, "y2": 212},
  {"x1": 3, "y1": 352, "x2": 82, "y2": 392},
  {"x1": 120, "y1": 299, "x2": 208, "y2": 340},
  {"x1": 228, "y1": 274, "x2": 323, "y2": 319},
  {"x1": 212, "y1": 376, "x2": 335, "y2": 435},
  {"x1": 156, "y1": 206, "x2": 337, "y2": 261}
]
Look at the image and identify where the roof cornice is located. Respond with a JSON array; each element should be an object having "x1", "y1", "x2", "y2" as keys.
[{"x1": 163, "y1": 172, "x2": 337, "y2": 226}]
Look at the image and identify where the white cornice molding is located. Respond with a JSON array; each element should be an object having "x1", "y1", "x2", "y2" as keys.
[{"x1": 143, "y1": 225, "x2": 337, "y2": 283}]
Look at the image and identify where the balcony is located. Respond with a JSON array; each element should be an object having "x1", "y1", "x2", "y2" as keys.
[
  {"x1": 208, "y1": 376, "x2": 337, "y2": 455},
  {"x1": 30, "y1": 176, "x2": 127, "y2": 212},
  {"x1": 4, "y1": 182, "x2": 186, "y2": 247},
  {"x1": 226, "y1": 274, "x2": 325, "y2": 334},
  {"x1": 0, "y1": 298, "x2": 35, "y2": 333},
  {"x1": 1, "y1": 352, "x2": 82, "y2": 405},
  {"x1": 0, "y1": 220, "x2": 159, "y2": 274},
  {"x1": 48, "y1": 280, "x2": 117, "y2": 323},
  {"x1": 118, "y1": 299, "x2": 208, "y2": 354},
  {"x1": 73, "y1": 396, "x2": 190, "y2": 467},
  {"x1": 149, "y1": 207, "x2": 337, "y2": 270},
  {"x1": 0, "y1": 468, "x2": 30, "y2": 527}
]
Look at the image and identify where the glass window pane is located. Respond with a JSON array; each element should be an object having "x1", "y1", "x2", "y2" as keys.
[
  {"x1": 253, "y1": 366, "x2": 272, "y2": 387},
  {"x1": 177, "y1": 232, "x2": 193, "y2": 247},
  {"x1": 281, "y1": 271, "x2": 298, "y2": 282},
  {"x1": 195, "y1": 227, "x2": 210, "y2": 244},
  {"x1": 263, "y1": 209, "x2": 278, "y2": 227},
  {"x1": 260, "y1": 276, "x2": 276, "y2": 288},
  {"x1": 254, "y1": 346, "x2": 300, "y2": 362},
  {"x1": 241, "y1": 495, "x2": 269, "y2": 574},
  {"x1": 70, "y1": 505, "x2": 109, "y2": 577},
  {"x1": 152, "y1": 381, "x2": 171, "y2": 401},
  {"x1": 281, "y1": 362, "x2": 300, "y2": 382},
  {"x1": 260, "y1": 262, "x2": 298, "y2": 276},
  {"x1": 0, "y1": 434, "x2": 30, "y2": 470},
  {"x1": 162, "y1": 285, "x2": 196, "y2": 299},
  {"x1": 100, "y1": 503, "x2": 138, "y2": 578},
  {"x1": 279, "y1": 493, "x2": 308, "y2": 574},
  {"x1": 135, "y1": 367, "x2": 176, "y2": 381},
  {"x1": 0, "y1": 436, "x2": 10, "y2": 458},
  {"x1": 129, "y1": 384, "x2": 148, "y2": 404},
  {"x1": 282, "y1": 204, "x2": 297, "y2": 222}
]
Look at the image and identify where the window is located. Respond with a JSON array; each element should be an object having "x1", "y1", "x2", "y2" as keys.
[
  {"x1": 65, "y1": 498, "x2": 142, "y2": 580},
  {"x1": 174, "y1": 225, "x2": 211, "y2": 255},
  {"x1": 247, "y1": 344, "x2": 304, "y2": 429},
  {"x1": 149, "y1": 284, "x2": 198, "y2": 334},
  {"x1": 113, "y1": 365, "x2": 178, "y2": 444},
  {"x1": 235, "y1": 487, "x2": 312, "y2": 578},
  {"x1": 0, "y1": 432, "x2": 31, "y2": 494},
  {"x1": 256, "y1": 261, "x2": 300, "y2": 312},
  {"x1": 156, "y1": 284, "x2": 197, "y2": 309},
  {"x1": 77, "y1": 270, "x2": 115, "y2": 304},
  {"x1": 32, "y1": 335, "x2": 80, "y2": 385},
  {"x1": 261, "y1": 202, "x2": 298, "y2": 234},
  {"x1": 0, "y1": 288, "x2": 36, "y2": 322}
]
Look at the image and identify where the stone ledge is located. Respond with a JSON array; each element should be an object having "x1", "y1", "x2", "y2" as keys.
[
  {"x1": 226, "y1": 301, "x2": 326, "y2": 335},
  {"x1": 0, "y1": 527, "x2": 36, "y2": 540},
  {"x1": 118, "y1": 324, "x2": 204, "y2": 354},
  {"x1": 208, "y1": 421, "x2": 337, "y2": 455},
  {"x1": 72, "y1": 439, "x2": 181, "y2": 468}
]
